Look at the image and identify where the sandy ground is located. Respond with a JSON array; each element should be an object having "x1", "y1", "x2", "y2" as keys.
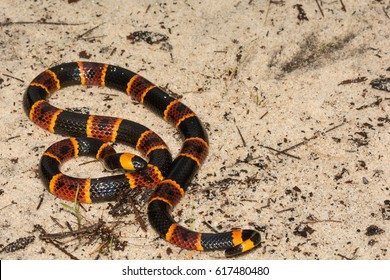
[{"x1": 0, "y1": 0, "x2": 389, "y2": 260}]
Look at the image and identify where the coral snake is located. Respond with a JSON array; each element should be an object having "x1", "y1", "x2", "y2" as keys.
[{"x1": 23, "y1": 61, "x2": 261, "y2": 257}]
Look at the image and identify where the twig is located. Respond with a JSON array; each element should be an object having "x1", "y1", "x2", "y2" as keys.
[
  {"x1": 45, "y1": 238, "x2": 79, "y2": 260},
  {"x1": 40, "y1": 221, "x2": 104, "y2": 240},
  {"x1": 276, "y1": 140, "x2": 307, "y2": 156},
  {"x1": 36, "y1": 194, "x2": 44, "y2": 210},
  {"x1": 325, "y1": 121, "x2": 346, "y2": 133},
  {"x1": 276, "y1": 207, "x2": 294, "y2": 213},
  {"x1": 127, "y1": 195, "x2": 147, "y2": 232},
  {"x1": 3, "y1": 73, "x2": 24, "y2": 83},
  {"x1": 0, "y1": 20, "x2": 85, "y2": 27},
  {"x1": 264, "y1": 0, "x2": 272, "y2": 24},
  {"x1": 145, "y1": 4, "x2": 151, "y2": 13},
  {"x1": 301, "y1": 218, "x2": 342, "y2": 224},
  {"x1": 339, "y1": 0, "x2": 346, "y2": 12},
  {"x1": 236, "y1": 125, "x2": 247, "y2": 147},
  {"x1": 383, "y1": 6, "x2": 390, "y2": 20},
  {"x1": 35, "y1": 225, "x2": 79, "y2": 260},
  {"x1": 315, "y1": 0, "x2": 324, "y2": 17},
  {"x1": 260, "y1": 111, "x2": 268, "y2": 120},
  {"x1": 0, "y1": 201, "x2": 17, "y2": 211},
  {"x1": 260, "y1": 145, "x2": 301, "y2": 159},
  {"x1": 276, "y1": 120, "x2": 346, "y2": 156},
  {"x1": 76, "y1": 23, "x2": 105, "y2": 40},
  {"x1": 7, "y1": 135, "x2": 21, "y2": 141},
  {"x1": 50, "y1": 216, "x2": 65, "y2": 229},
  {"x1": 78, "y1": 159, "x2": 99, "y2": 166},
  {"x1": 202, "y1": 221, "x2": 219, "y2": 233}
]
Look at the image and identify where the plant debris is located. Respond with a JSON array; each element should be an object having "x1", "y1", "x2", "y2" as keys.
[
  {"x1": 34, "y1": 219, "x2": 128, "y2": 259},
  {"x1": 370, "y1": 77, "x2": 390, "y2": 92},
  {"x1": 293, "y1": 4, "x2": 309, "y2": 22},
  {"x1": 293, "y1": 224, "x2": 315, "y2": 238},
  {"x1": 0, "y1": 236, "x2": 35, "y2": 253},
  {"x1": 365, "y1": 225, "x2": 385, "y2": 236},
  {"x1": 338, "y1": 77, "x2": 367, "y2": 85},
  {"x1": 127, "y1": 31, "x2": 169, "y2": 45}
]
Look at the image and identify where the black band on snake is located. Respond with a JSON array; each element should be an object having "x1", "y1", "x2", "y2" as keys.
[{"x1": 23, "y1": 61, "x2": 261, "y2": 257}]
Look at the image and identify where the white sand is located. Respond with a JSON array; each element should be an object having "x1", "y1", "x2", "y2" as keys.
[{"x1": 0, "y1": 0, "x2": 389, "y2": 260}]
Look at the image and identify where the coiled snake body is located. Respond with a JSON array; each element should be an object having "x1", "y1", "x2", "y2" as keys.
[{"x1": 24, "y1": 61, "x2": 260, "y2": 256}]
